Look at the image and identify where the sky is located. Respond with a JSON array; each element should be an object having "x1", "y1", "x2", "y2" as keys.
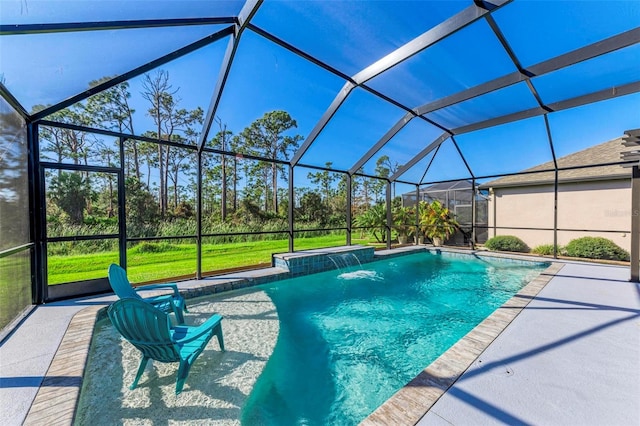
[{"x1": 1, "y1": 0, "x2": 639, "y2": 190}]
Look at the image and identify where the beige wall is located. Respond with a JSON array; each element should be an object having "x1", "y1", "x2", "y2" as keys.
[{"x1": 487, "y1": 179, "x2": 632, "y2": 251}]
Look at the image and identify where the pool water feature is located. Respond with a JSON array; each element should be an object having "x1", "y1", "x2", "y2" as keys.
[{"x1": 241, "y1": 251, "x2": 547, "y2": 425}]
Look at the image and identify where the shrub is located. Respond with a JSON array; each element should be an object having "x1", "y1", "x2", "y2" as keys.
[
  {"x1": 484, "y1": 235, "x2": 529, "y2": 253},
  {"x1": 564, "y1": 237, "x2": 629, "y2": 261},
  {"x1": 532, "y1": 244, "x2": 562, "y2": 256}
]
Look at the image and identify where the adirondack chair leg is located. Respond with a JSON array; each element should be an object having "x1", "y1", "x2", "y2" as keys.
[
  {"x1": 131, "y1": 356, "x2": 149, "y2": 390},
  {"x1": 175, "y1": 361, "x2": 192, "y2": 395},
  {"x1": 174, "y1": 305, "x2": 185, "y2": 325},
  {"x1": 215, "y1": 324, "x2": 225, "y2": 351}
]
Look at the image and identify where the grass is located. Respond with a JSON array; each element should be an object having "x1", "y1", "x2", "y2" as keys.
[
  {"x1": 0, "y1": 254, "x2": 32, "y2": 331},
  {"x1": 46, "y1": 234, "x2": 376, "y2": 285}
]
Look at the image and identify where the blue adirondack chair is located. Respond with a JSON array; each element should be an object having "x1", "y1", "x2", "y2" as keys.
[
  {"x1": 108, "y1": 263, "x2": 187, "y2": 324},
  {"x1": 107, "y1": 297, "x2": 224, "y2": 395}
]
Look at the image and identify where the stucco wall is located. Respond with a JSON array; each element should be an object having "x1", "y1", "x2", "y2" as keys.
[{"x1": 487, "y1": 179, "x2": 632, "y2": 251}]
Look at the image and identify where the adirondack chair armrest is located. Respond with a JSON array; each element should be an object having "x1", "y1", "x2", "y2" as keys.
[
  {"x1": 136, "y1": 283, "x2": 181, "y2": 297},
  {"x1": 173, "y1": 314, "x2": 223, "y2": 344},
  {"x1": 143, "y1": 294, "x2": 175, "y2": 304}
]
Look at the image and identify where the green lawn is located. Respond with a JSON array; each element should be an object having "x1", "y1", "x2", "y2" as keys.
[{"x1": 47, "y1": 234, "x2": 378, "y2": 284}]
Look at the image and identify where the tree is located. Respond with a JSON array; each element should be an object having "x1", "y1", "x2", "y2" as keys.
[
  {"x1": 85, "y1": 78, "x2": 140, "y2": 181},
  {"x1": 211, "y1": 118, "x2": 234, "y2": 220},
  {"x1": 375, "y1": 155, "x2": 401, "y2": 199},
  {"x1": 125, "y1": 177, "x2": 159, "y2": 232},
  {"x1": 238, "y1": 111, "x2": 302, "y2": 213},
  {"x1": 307, "y1": 162, "x2": 336, "y2": 205},
  {"x1": 95, "y1": 144, "x2": 118, "y2": 218},
  {"x1": 39, "y1": 106, "x2": 94, "y2": 167},
  {"x1": 141, "y1": 70, "x2": 203, "y2": 216},
  {"x1": 354, "y1": 203, "x2": 387, "y2": 243},
  {"x1": 353, "y1": 170, "x2": 380, "y2": 212},
  {"x1": 49, "y1": 172, "x2": 91, "y2": 225},
  {"x1": 299, "y1": 191, "x2": 325, "y2": 224}
]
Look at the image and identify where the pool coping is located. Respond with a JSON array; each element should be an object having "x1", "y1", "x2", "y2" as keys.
[{"x1": 21, "y1": 247, "x2": 561, "y2": 425}]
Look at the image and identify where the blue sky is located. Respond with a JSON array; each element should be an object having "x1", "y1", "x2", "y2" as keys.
[{"x1": 1, "y1": 0, "x2": 639, "y2": 189}]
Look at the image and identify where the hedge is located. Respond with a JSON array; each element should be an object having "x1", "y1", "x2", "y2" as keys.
[{"x1": 484, "y1": 235, "x2": 529, "y2": 253}]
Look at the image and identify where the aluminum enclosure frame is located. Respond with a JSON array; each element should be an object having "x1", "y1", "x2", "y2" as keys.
[{"x1": 1, "y1": 0, "x2": 639, "y2": 303}]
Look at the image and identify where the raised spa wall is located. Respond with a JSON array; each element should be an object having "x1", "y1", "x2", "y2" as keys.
[{"x1": 272, "y1": 245, "x2": 375, "y2": 276}]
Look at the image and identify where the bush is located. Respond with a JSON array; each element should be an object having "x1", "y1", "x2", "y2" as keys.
[
  {"x1": 564, "y1": 237, "x2": 629, "y2": 261},
  {"x1": 532, "y1": 244, "x2": 562, "y2": 256},
  {"x1": 485, "y1": 235, "x2": 529, "y2": 253}
]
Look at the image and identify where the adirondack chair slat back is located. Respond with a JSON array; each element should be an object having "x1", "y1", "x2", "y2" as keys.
[
  {"x1": 108, "y1": 264, "x2": 142, "y2": 300},
  {"x1": 108, "y1": 299, "x2": 181, "y2": 363}
]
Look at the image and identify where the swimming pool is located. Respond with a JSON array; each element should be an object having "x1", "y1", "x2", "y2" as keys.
[
  {"x1": 76, "y1": 250, "x2": 548, "y2": 425},
  {"x1": 241, "y1": 252, "x2": 547, "y2": 424}
]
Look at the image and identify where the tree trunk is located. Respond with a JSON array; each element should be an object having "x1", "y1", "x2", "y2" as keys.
[
  {"x1": 108, "y1": 177, "x2": 114, "y2": 218},
  {"x1": 264, "y1": 175, "x2": 269, "y2": 212},
  {"x1": 157, "y1": 143, "x2": 165, "y2": 216},
  {"x1": 233, "y1": 158, "x2": 237, "y2": 211},
  {"x1": 164, "y1": 145, "x2": 171, "y2": 212},
  {"x1": 127, "y1": 107, "x2": 141, "y2": 182},
  {"x1": 272, "y1": 162, "x2": 278, "y2": 214},
  {"x1": 221, "y1": 154, "x2": 227, "y2": 221}
]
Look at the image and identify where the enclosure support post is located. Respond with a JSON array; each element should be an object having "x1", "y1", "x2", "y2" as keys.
[
  {"x1": 118, "y1": 137, "x2": 127, "y2": 270},
  {"x1": 631, "y1": 165, "x2": 640, "y2": 282},
  {"x1": 553, "y1": 169, "x2": 559, "y2": 259},
  {"x1": 28, "y1": 122, "x2": 44, "y2": 305},
  {"x1": 346, "y1": 173, "x2": 352, "y2": 246},
  {"x1": 386, "y1": 182, "x2": 392, "y2": 250},
  {"x1": 196, "y1": 151, "x2": 203, "y2": 279},
  {"x1": 471, "y1": 179, "x2": 477, "y2": 245},
  {"x1": 491, "y1": 188, "x2": 496, "y2": 238},
  {"x1": 288, "y1": 165, "x2": 294, "y2": 253},
  {"x1": 415, "y1": 184, "x2": 420, "y2": 245}
]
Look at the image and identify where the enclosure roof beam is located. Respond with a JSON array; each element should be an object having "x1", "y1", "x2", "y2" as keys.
[
  {"x1": 351, "y1": 0, "x2": 511, "y2": 85},
  {"x1": 390, "y1": 132, "x2": 450, "y2": 182},
  {"x1": 425, "y1": 159, "x2": 637, "y2": 187},
  {"x1": 198, "y1": 0, "x2": 263, "y2": 151},
  {"x1": 420, "y1": 144, "x2": 441, "y2": 184},
  {"x1": 37, "y1": 120, "x2": 168, "y2": 144},
  {"x1": 0, "y1": 17, "x2": 237, "y2": 35},
  {"x1": 198, "y1": 35, "x2": 238, "y2": 151},
  {"x1": 348, "y1": 112, "x2": 415, "y2": 175},
  {"x1": 31, "y1": 25, "x2": 235, "y2": 122},
  {"x1": 0, "y1": 82, "x2": 29, "y2": 119},
  {"x1": 290, "y1": 81, "x2": 356, "y2": 166},
  {"x1": 414, "y1": 27, "x2": 640, "y2": 116},
  {"x1": 453, "y1": 80, "x2": 640, "y2": 135},
  {"x1": 290, "y1": 0, "x2": 510, "y2": 167},
  {"x1": 451, "y1": 136, "x2": 475, "y2": 179},
  {"x1": 483, "y1": 14, "x2": 558, "y2": 172}
]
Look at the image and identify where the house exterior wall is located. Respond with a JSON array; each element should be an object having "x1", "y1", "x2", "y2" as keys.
[{"x1": 487, "y1": 179, "x2": 632, "y2": 251}]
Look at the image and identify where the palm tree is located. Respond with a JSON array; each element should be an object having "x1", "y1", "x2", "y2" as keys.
[{"x1": 354, "y1": 203, "x2": 387, "y2": 243}]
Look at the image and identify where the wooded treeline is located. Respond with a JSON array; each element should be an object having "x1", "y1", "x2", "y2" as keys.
[{"x1": 35, "y1": 71, "x2": 401, "y2": 246}]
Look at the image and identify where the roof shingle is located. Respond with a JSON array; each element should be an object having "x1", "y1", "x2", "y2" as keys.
[{"x1": 480, "y1": 137, "x2": 634, "y2": 188}]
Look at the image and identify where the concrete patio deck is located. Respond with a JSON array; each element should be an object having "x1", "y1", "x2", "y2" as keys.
[
  {"x1": 1, "y1": 257, "x2": 638, "y2": 425},
  {"x1": 419, "y1": 261, "x2": 640, "y2": 425}
]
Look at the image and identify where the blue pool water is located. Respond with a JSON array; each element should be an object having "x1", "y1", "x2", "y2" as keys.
[{"x1": 240, "y1": 251, "x2": 547, "y2": 425}]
